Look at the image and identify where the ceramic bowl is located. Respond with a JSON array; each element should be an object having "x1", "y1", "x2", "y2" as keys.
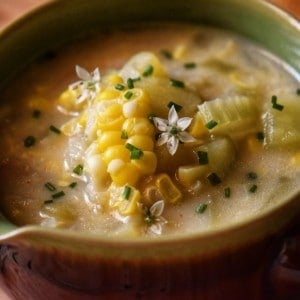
[{"x1": 0, "y1": 0, "x2": 299, "y2": 299}]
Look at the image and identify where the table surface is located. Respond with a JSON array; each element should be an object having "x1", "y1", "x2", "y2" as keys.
[{"x1": 0, "y1": 0, "x2": 299, "y2": 299}]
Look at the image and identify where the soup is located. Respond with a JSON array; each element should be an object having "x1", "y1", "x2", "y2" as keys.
[{"x1": 0, "y1": 23, "x2": 299, "y2": 237}]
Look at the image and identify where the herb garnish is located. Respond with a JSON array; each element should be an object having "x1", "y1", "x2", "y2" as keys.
[
  {"x1": 205, "y1": 120, "x2": 218, "y2": 130},
  {"x1": 297, "y1": 88, "x2": 300, "y2": 96},
  {"x1": 207, "y1": 172, "x2": 222, "y2": 186},
  {"x1": 127, "y1": 78, "x2": 134, "y2": 89},
  {"x1": 196, "y1": 203, "x2": 208, "y2": 214},
  {"x1": 170, "y1": 79, "x2": 185, "y2": 88},
  {"x1": 73, "y1": 164, "x2": 84, "y2": 175},
  {"x1": 142, "y1": 64, "x2": 154, "y2": 77},
  {"x1": 49, "y1": 125, "x2": 61, "y2": 134},
  {"x1": 125, "y1": 143, "x2": 144, "y2": 159},
  {"x1": 271, "y1": 95, "x2": 284, "y2": 111},
  {"x1": 121, "y1": 130, "x2": 128, "y2": 139},
  {"x1": 124, "y1": 91, "x2": 133, "y2": 100},
  {"x1": 247, "y1": 172, "x2": 258, "y2": 180},
  {"x1": 32, "y1": 109, "x2": 41, "y2": 119},
  {"x1": 44, "y1": 200, "x2": 54, "y2": 205},
  {"x1": 24, "y1": 136, "x2": 36, "y2": 147},
  {"x1": 256, "y1": 132, "x2": 264, "y2": 141},
  {"x1": 224, "y1": 187, "x2": 231, "y2": 198},
  {"x1": 184, "y1": 62, "x2": 196, "y2": 69},
  {"x1": 52, "y1": 191, "x2": 65, "y2": 199},
  {"x1": 123, "y1": 185, "x2": 131, "y2": 200},
  {"x1": 249, "y1": 184, "x2": 258, "y2": 193},
  {"x1": 167, "y1": 101, "x2": 182, "y2": 112},
  {"x1": 160, "y1": 49, "x2": 173, "y2": 60},
  {"x1": 44, "y1": 182, "x2": 56, "y2": 192},
  {"x1": 197, "y1": 151, "x2": 209, "y2": 165},
  {"x1": 115, "y1": 83, "x2": 125, "y2": 91},
  {"x1": 69, "y1": 182, "x2": 77, "y2": 188}
]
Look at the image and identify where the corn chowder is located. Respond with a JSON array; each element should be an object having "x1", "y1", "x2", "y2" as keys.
[{"x1": 0, "y1": 23, "x2": 299, "y2": 237}]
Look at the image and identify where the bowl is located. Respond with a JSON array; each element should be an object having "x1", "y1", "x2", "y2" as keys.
[{"x1": 0, "y1": 0, "x2": 299, "y2": 299}]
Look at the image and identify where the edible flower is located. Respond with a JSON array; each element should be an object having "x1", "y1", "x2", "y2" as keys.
[
  {"x1": 153, "y1": 105, "x2": 195, "y2": 155},
  {"x1": 144, "y1": 200, "x2": 167, "y2": 235},
  {"x1": 69, "y1": 65, "x2": 101, "y2": 104}
]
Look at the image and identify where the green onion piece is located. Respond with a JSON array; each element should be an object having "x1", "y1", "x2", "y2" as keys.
[
  {"x1": 52, "y1": 191, "x2": 65, "y2": 199},
  {"x1": 127, "y1": 78, "x2": 134, "y2": 89},
  {"x1": 272, "y1": 103, "x2": 284, "y2": 111},
  {"x1": 123, "y1": 185, "x2": 131, "y2": 200},
  {"x1": 207, "y1": 172, "x2": 222, "y2": 186},
  {"x1": 125, "y1": 143, "x2": 143, "y2": 159},
  {"x1": 170, "y1": 79, "x2": 185, "y2": 88},
  {"x1": 69, "y1": 182, "x2": 77, "y2": 189},
  {"x1": 249, "y1": 184, "x2": 258, "y2": 193},
  {"x1": 147, "y1": 113, "x2": 156, "y2": 124},
  {"x1": 73, "y1": 164, "x2": 84, "y2": 175},
  {"x1": 184, "y1": 62, "x2": 196, "y2": 69},
  {"x1": 224, "y1": 187, "x2": 231, "y2": 198},
  {"x1": 32, "y1": 109, "x2": 41, "y2": 119},
  {"x1": 160, "y1": 49, "x2": 173, "y2": 60},
  {"x1": 247, "y1": 172, "x2": 257, "y2": 180},
  {"x1": 256, "y1": 132, "x2": 264, "y2": 141},
  {"x1": 44, "y1": 182, "x2": 56, "y2": 192},
  {"x1": 167, "y1": 101, "x2": 183, "y2": 112},
  {"x1": 271, "y1": 95, "x2": 277, "y2": 104},
  {"x1": 197, "y1": 151, "x2": 209, "y2": 165},
  {"x1": 44, "y1": 200, "x2": 54, "y2": 205},
  {"x1": 296, "y1": 88, "x2": 300, "y2": 96},
  {"x1": 205, "y1": 120, "x2": 218, "y2": 130},
  {"x1": 195, "y1": 203, "x2": 208, "y2": 214},
  {"x1": 49, "y1": 125, "x2": 61, "y2": 134},
  {"x1": 115, "y1": 83, "x2": 125, "y2": 91},
  {"x1": 121, "y1": 130, "x2": 128, "y2": 139},
  {"x1": 142, "y1": 64, "x2": 154, "y2": 77},
  {"x1": 124, "y1": 91, "x2": 133, "y2": 100},
  {"x1": 24, "y1": 136, "x2": 36, "y2": 147}
]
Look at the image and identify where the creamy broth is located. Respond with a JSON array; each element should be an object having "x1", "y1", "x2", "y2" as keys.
[{"x1": 0, "y1": 23, "x2": 299, "y2": 237}]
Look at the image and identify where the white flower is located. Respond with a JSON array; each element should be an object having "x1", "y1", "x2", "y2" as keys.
[
  {"x1": 153, "y1": 105, "x2": 195, "y2": 155},
  {"x1": 145, "y1": 200, "x2": 167, "y2": 235},
  {"x1": 69, "y1": 65, "x2": 101, "y2": 104}
]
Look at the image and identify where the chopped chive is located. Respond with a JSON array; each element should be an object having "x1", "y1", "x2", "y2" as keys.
[
  {"x1": 256, "y1": 132, "x2": 265, "y2": 141},
  {"x1": 271, "y1": 95, "x2": 277, "y2": 104},
  {"x1": 49, "y1": 125, "x2": 61, "y2": 134},
  {"x1": 127, "y1": 78, "x2": 134, "y2": 89},
  {"x1": 44, "y1": 200, "x2": 54, "y2": 205},
  {"x1": 142, "y1": 64, "x2": 154, "y2": 77},
  {"x1": 272, "y1": 103, "x2": 284, "y2": 111},
  {"x1": 125, "y1": 143, "x2": 143, "y2": 159},
  {"x1": 44, "y1": 182, "x2": 56, "y2": 192},
  {"x1": 224, "y1": 187, "x2": 231, "y2": 198},
  {"x1": 170, "y1": 78, "x2": 185, "y2": 88},
  {"x1": 121, "y1": 130, "x2": 128, "y2": 139},
  {"x1": 124, "y1": 91, "x2": 133, "y2": 100},
  {"x1": 32, "y1": 109, "x2": 41, "y2": 119},
  {"x1": 195, "y1": 203, "x2": 208, "y2": 214},
  {"x1": 73, "y1": 164, "x2": 84, "y2": 175},
  {"x1": 132, "y1": 77, "x2": 141, "y2": 82},
  {"x1": 69, "y1": 182, "x2": 77, "y2": 189},
  {"x1": 148, "y1": 113, "x2": 156, "y2": 124},
  {"x1": 297, "y1": 88, "x2": 300, "y2": 96},
  {"x1": 184, "y1": 62, "x2": 196, "y2": 69},
  {"x1": 123, "y1": 185, "x2": 131, "y2": 200},
  {"x1": 249, "y1": 184, "x2": 258, "y2": 193},
  {"x1": 207, "y1": 172, "x2": 222, "y2": 186},
  {"x1": 52, "y1": 191, "x2": 65, "y2": 199},
  {"x1": 24, "y1": 136, "x2": 36, "y2": 147},
  {"x1": 115, "y1": 83, "x2": 125, "y2": 91},
  {"x1": 205, "y1": 120, "x2": 218, "y2": 130},
  {"x1": 197, "y1": 151, "x2": 209, "y2": 165},
  {"x1": 247, "y1": 172, "x2": 258, "y2": 180},
  {"x1": 160, "y1": 49, "x2": 173, "y2": 60},
  {"x1": 167, "y1": 101, "x2": 183, "y2": 112}
]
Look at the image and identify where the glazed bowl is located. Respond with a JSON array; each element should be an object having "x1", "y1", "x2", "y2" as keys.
[{"x1": 0, "y1": 0, "x2": 299, "y2": 299}]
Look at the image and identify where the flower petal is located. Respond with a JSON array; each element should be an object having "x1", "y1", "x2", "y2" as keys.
[
  {"x1": 153, "y1": 117, "x2": 168, "y2": 132},
  {"x1": 156, "y1": 132, "x2": 169, "y2": 146},
  {"x1": 177, "y1": 117, "x2": 193, "y2": 131},
  {"x1": 92, "y1": 68, "x2": 101, "y2": 82},
  {"x1": 149, "y1": 223, "x2": 163, "y2": 235},
  {"x1": 150, "y1": 200, "x2": 165, "y2": 217},
  {"x1": 75, "y1": 65, "x2": 92, "y2": 81},
  {"x1": 168, "y1": 105, "x2": 178, "y2": 125},
  {"x1": 178, "y1": 131, "x2": 196, "y2": 143},
  {"x1": 167, "y1": 135, "x2": 179, "y2": 155}
]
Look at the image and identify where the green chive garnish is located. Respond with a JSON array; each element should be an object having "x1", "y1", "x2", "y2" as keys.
[
  {"x1": 197, "y1": 151, "x2": 208, "y2": 165},
  {"x1": 170, "y1": 79, "x2": 185, "y2": 88},
  {"x1": 167, "y1": 101, "x2": 183, "y2": 112},
  {"x1": 249, "y1": 184, "x2": 258, "y2": 193},
  {"x1": 160, "y1": 49, "x2": 173, "y2": 60},
  {"x1": 127, "y1": 78, "x2": 134, "y2": 89},
  {"x1": 124, "y1": 91, "x2": 133, "y2": 100},
  {"x1": 121, "y1": 130, "x2": 128, "y2": 139},
  {"x1": 205, "y1": 120, "x2": 218, "y2": 130},
  {"x1": 224, "y1": 187, "x2": 231, "y2": 198},
  {"x1": 115, "y1": 83, "x2": 125, "y2": 91},
  {"x1": 184, "y1": 62, "x2": 196, "y2": 69},
  {"x1": 69, "y1": 182, "x2": 77, "y2": 189},
  {"x1": 196, "y1": 203, "x2": 208, "y2": 214},
  {"x1": 125, "y1": 143, "x2": 143, "y2": 159},
  {"x1": 73, "y1": 164, "x2": 84, "y2": 175},
  {"x1": 52, "y1": 191, "x2": 65, "y2": 199},
  {"x1": 123, "y1": 185, "x2": 131, "y2": 200},
  {"x1": 44, "y1": 200, "x2": 54, "y2": 205},
  {"x1": 207, "y1": 172, "x2": 222, "y2": 186},
  {"x1": 271, "y1": 95, "x2": 284, "y2": 111},
  {"x1": 271, "y1": 95, "x2": 277, "y2": 104},
  {"x1": 247, "y1": 172, "x2": 257, "y2": 180},
  {"x1": 49, "y1": 125, "x2": 61, "y2": 134},
  {"x1": 142, "y1": 64, "x2": 154, "y2": 77},
  {"x1": 44, "y1": 182, "x2": 56, "y2": 192},
  {"x1": 24, "y1": 136, "x2": 36, "y2": 147},
  {"x1": 256, "y1": 132, "x2": 264, "y2": 141},
  {"x1": 32, "y1": 109, "x2": 41, "y2": 119},
  {"x1": 296, "y1": 88, "x2": 300, "y2": 96}
]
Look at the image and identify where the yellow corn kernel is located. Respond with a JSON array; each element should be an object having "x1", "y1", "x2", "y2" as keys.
[
  {"x1": 173, "y1": 44, "x2": 187, "y2": 60},
  {"x1": 97, "y1": 89, "x2": 120, "y2": 101},
  {"x1": 122, "y1": 117, "x2": 154, "y2": 137},
  {"x1": 127, "y1": 135, "x2": 154, "y2": 151},
  {"x1": 177, "y1": 165, "x2": 209, "y2": 187},
  {"x1": 60, "y1": 113, "x2": 86, "y2": 136},
  {"x1": 97, "y1": 131, "x2": 124, "y2": 153},
  {"x1": 102, "y1": 145, "x2": 130, "y2": 165},
  {"x1": 97, "y1": 103, "x2": 125, "y2": 131},
  {"x1": 246, "y1": 136, "x2": 263, "y2": 153},
  {"x1": 111, "y1": 162, "x2": 141, "y2": 186},
  {"x1": 155, "y1": 173, "x2": 182, "y2": 204},
  {"x1": 107, "y1": 74, "x2": 124, "y2": 85},
  {"x1": 131, "y1": 151, "x2": 157, "y2": 175},
  {"x1": 122, "y1": 99, "x2": 151, "y2": 119},
  {"x1": 189, "y1": 112, "x2": 208, "y2": 138},
  {"x1": 291, "y1": 152, "x2": 300, "y2": 166}
]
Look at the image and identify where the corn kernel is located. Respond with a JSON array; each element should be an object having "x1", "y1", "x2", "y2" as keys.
[
  {"x1": 107, "y1": 74, "x2": 124, "y2": 85},
  {"x1": 97, "y1": 103, "x2": 125, "y2": 131},
  {"x1": 155, "y1": 173, "x2": 182, "y2": 204},
  {"x1": 131, "y1": 151, "x2": 157, "y2": 175},
  {"x1": 127, "y1": 135, "x2": 154, "y2": 151},
  {"x1": 122, "y1": 118, "x2": 154, "y2": 137},
  {"x1": 107, "y1": 159, "x2": 126, "y2": 176},
  {"x1": 122, "y1": 99, "x2": 151, "y2": 118},
  {"x1": 97, "y1": 131, "x2": 124, "y2": 152},
  {"x1": 189, "y1": 112, "x2": 208, "y2": 138},
  {"x1": 111, "y1": 162, "x2": 141, "y2": 186},
  {"x1": 173, "y1": 44, "x2": 187, "y2": 60},
  {"x1": 102, "y1": 145, "x2": 130, "y2": 165},
  {"x1": 178, "y1": 165, "x2": 208, "y2": 187},
  {"x1": 291, "y1": 152, "x2": 300, "y2": 166},
  {"x1": 97, "y1": 89, "x2": 120, "y2": 101}
]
